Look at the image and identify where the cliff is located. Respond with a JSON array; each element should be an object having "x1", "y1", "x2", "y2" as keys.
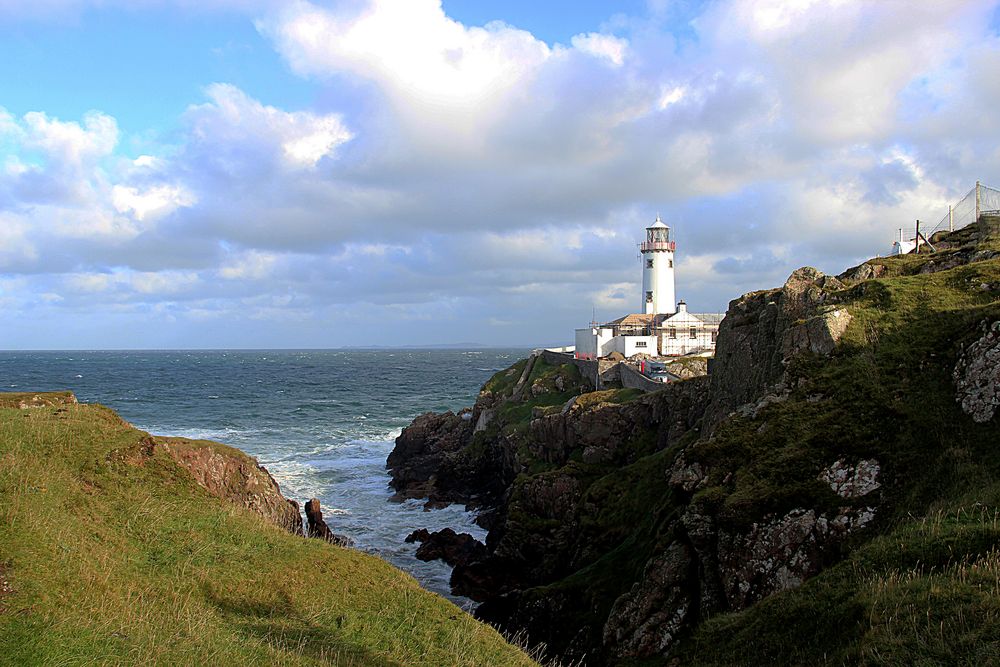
[
  {"x1": 388, "y1": 217, "x2": 1000, "y2": 665},
  {"x1": 0, "y1": 393, "x2": 534, "y2": 666}
]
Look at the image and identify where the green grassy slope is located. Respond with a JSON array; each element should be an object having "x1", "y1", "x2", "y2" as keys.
[
  {"x1": 0, "y1": 395, "x2": 535, "y2": 666},
  {"x1": 671, "y1": 250, "x2": 1000, "y2": 665},
  {"x1": 464, "y1": 224, "x2": 1000, "y2": 664}
]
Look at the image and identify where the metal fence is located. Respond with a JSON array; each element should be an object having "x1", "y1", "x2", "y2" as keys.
[{"x1": 923, "y1": 181, "x2": 1000, "y2": 239}]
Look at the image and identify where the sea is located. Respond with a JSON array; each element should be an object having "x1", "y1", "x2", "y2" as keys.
[{"x1": 0, "y1": 348, "x2": 529, "y2": 607}]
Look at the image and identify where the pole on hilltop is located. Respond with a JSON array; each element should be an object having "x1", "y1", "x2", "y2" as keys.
[{"x1": 976, "y1": 181, "x2": 982, "y2": 221}]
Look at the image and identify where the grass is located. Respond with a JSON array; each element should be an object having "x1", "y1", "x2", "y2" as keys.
[
  {"x1": 667, "y1": 228, "x2": 1000, "y2": 664},
  {"x1": 465, "y1": 222, "x2": 1000, "y2": 664},
  {"x1": 0, "y1": 398, "x2": 536, "y2": 666}
]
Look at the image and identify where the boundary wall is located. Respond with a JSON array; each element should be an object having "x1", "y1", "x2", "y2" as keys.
[
  {"x1": 541, "y1": 349, "x2": 671, "y2": 392},
  {"x1": 539, "y1": 350, "x2": 621, "y2": 388},
  {"x1": 618, "y1": 362, "x2": 671, "y2": 392}
]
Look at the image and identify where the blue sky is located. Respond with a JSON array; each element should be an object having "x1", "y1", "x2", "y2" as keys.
[{"x1": 1, "y1": 0, "x2": 999, "y2": 349}]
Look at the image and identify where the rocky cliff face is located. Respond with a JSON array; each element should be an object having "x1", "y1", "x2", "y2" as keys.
[
  {"x1": 703, "y1": 266, "x2": 847, "y2": 431},
  {"x1": 155, "y1": 437, "x2": 304, "y2": 535},
  {"x1": 388, "y1": 220, "x2": 1000, "y2": 665}
]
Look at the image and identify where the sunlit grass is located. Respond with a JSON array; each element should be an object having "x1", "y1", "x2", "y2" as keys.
[{"x1": 0, "y1": 398, "x2": 535, "y2": 666}]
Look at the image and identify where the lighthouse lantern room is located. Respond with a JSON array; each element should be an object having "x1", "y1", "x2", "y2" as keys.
[{"x1": 640, "y1": 215, "x2": 677, "y2": 315}]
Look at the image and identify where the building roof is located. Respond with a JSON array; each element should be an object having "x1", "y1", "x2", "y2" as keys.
[
  {"x1": 604, "y1": 313, "x2": 665, "y2": 327},
  {"x1": 648, "y1": 214, "x2": 669, "y2": 229},
  {"x1": 660, "y1": 311, "x2": 725, "y2": 326}
]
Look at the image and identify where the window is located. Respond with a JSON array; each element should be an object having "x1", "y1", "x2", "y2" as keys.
[
  {"x1": 668, "y1": 327, "x2": 677, "y2": 339},
  {"x1": 711, "y1": 331, "x2": 718, "y2": 343},
  {"x1": 645, "y1": 291, "x2": 653, "y2": 303},
  {"x1": 668, "y1": 259, "x2": 674, "y2": 268},
  {"x1": 690, "y1": 327, "x2": 697, "y2": 339},
  {"x1": 635, "y1": 341, "x2": 647, "y2": 348},
  {"x1": 646, "y1": 259, "x2": 654, "y2": 269}
]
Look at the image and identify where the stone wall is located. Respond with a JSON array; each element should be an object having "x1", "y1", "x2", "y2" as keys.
[
  {"x1": 619, "y1": 362, "x2": 669, "y2": 392},
  {"x1": 541, "y1": 350, "x2": 670, "y2": 392},
  {"x1": 540, "y1": 350, "x2": 621, "y2": 388}
]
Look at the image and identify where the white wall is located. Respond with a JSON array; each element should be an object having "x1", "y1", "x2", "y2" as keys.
[
  {"x1": 659, "y1": 313, "x2": 716, "y2": 355},
  {"x1": 575, "y1": 328, "x2": 615, "y2": 359},
  {"x1": 623, "y1": 335, "x2": 658, "y2": 357},
  {"x1": 606, "y1": 335, "x2": 658, "y2": 357},
  {"x1": 641, "y1": 250, "x2": 676, "y2": 315}
]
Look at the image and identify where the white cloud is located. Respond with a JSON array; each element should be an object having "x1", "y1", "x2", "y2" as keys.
[
  {"x1": 0, "y1": 214, "x2": 37, "y2": 268},
  {"x1": 21, "y1": 110, "x2": 118, "y2": 164},
  {"x1": 4, "y1": 0, "x2": 1000, "y2": 348},
  {"x1": 112, "y1": 184, "x2": 196, "y2": 222},
  {"x1": 657, "y1": 85, "x2": 686, "y2": 110},
  {"x1": 129, "y1": 270, "x2": 200, "y2": 294},
  {"x1": 282, "y1": 115, "x2": 353, "y2": 167},
  {"x1": 219, "y1": 250, "x2": 279, "y2": 280},
  {"x1": 263, "y1": 0, "x2": 552, "y2": 108},
  {"x1": 64, "y1": 269, "x2": 200, "y2": 295},
  {"x1": 570, "y1": 33, "x2": 628, "y2": 66},
  {"x1": 185, "y1": 83, "x2": 352, "y2": 169}
]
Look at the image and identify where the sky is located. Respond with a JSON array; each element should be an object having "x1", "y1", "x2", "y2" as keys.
[{"x1": 1, "y1": 0, "x2": 999, "y2": 349}]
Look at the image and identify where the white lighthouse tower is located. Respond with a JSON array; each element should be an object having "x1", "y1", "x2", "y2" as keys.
[{"x1": 640, "y1": 215, "x2": 676, "y2": 315}]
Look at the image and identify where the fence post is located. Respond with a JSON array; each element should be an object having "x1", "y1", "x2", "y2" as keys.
[
  {"x1": 949, "y1": 205, "x2": 954, "y2": 232},
  {"x1": 976, "y1": 181, "x2": 981, "y2": 221},
  {"x1": 915, "y1": 220, "x2": 920, "y2": 253}
]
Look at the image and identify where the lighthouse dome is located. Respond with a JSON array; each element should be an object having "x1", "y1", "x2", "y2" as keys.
[{"x1": 647, "y1": 215, "x2": 669, "y2": 229}]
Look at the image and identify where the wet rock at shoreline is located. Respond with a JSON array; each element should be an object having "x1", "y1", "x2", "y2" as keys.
[
  {"x1": 405, "y1": 527, "x2": 488, "y2": 568},
  {"x1": 305, "y1": 498, "x2": 354, "y2": 547}
]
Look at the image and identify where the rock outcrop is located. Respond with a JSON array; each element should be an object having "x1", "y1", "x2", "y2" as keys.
[
  {"x1": 602, "y1": 543, "x2": 693, "y2": 659},
  {"x1": 715, "y1": 505, "x2": 875, "y2": 610},
  {"x1": 0, "y1": 391, "x2": 78, "y2": 409},
  {"x1": 405, "y1": 528, "x2": 487, "y2": 567},
  {"x1": 818, "y1": 458, "x2": 881, "y2": 499},
  {"x1": 305, "y1": 498, "x2": 354, "y2": 547},
  {"x1": 387, "y1": 411, "x2": 474, "y2": 502},
  {"x1": 704, "y1": 267, "x2": 846, "y2": 431},
  {"x1": 388, "y1": 220, "x2": 1000, "y2": 665},
  {"x1": 156, "y1": 438, "x2": 303, "y2": 535},
  {"x1": 953, "y1": 320, "x2": 1000, "y2": 423}
]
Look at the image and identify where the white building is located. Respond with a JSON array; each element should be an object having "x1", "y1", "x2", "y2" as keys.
[
  {"x1": 658, "y1": 302, "x2": 722, "y2": 356},
  {"x1": 573, "y1": 216, "x2": 722, "y2": 361},
  {"x1": 641, "y1": 216, "x2": 676, "y2": 315}
]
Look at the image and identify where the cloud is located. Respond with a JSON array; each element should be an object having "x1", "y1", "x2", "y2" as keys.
[
  {"x1": 570, "y1": 33, "x2": 628, "y2": 66},
  {"x1": 219, "y1": 250, "x2": 279, "y2": 280},
  {"x1": 112, "y1": 184, "x2": 197, "y2": 222},
  {"x1": 185, "y1": 83, "x2": 352, "y2": 171},
  {"x1": 21, "y1": 110, "x2": 118, "y2": 164},
  {"x1": 4, "y1": 0, "x2": 1000, "y2": 348},
  {"x1": 262, "y1": 0, "x2": 552, "y2": 109},
  {"x1": 0, "y1": 0, "x2": 277, "y2": 21}
]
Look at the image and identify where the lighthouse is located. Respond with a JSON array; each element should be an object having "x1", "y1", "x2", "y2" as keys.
[{"x1": 640, "y1": 215, "x2": 676, "y2": 315}]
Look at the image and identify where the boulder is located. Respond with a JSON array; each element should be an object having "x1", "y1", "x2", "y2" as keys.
[
  {"x1": 405, "y1": 527, "x2": 488, "y2": 568},
  {"x1": 837, "y1": 262, "x2": 886, "y2": 284}
]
